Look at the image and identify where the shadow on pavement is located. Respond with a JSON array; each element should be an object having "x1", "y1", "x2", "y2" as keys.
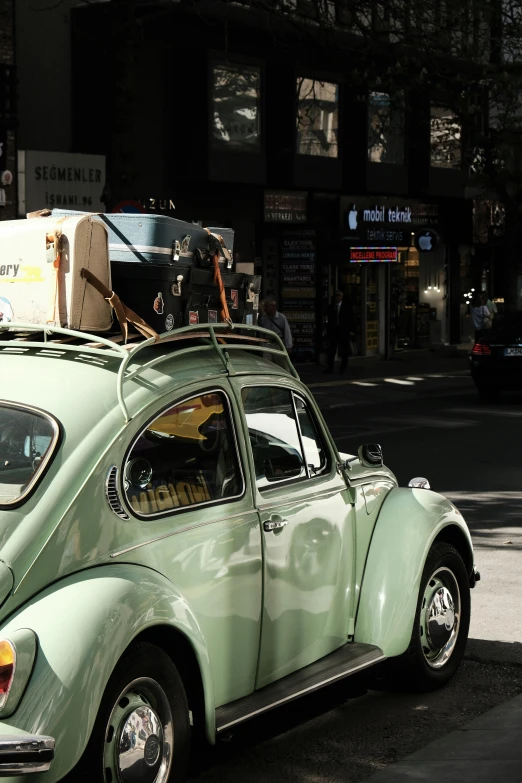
[{"x1": 190, "y1": 640, "x2": 522, "y2": 783}]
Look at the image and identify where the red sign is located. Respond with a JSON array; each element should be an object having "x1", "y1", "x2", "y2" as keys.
[
  {"x1": 111, "y1": 199, "x2": 146, "y2": 214},
  {"x1": 350, "y1": 247, "x2": 398, "y2": 263}
]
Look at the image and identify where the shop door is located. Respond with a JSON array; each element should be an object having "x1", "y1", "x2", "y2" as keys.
[{"x1": 365, "y1": 266, "x2": 379, "y2": 356}]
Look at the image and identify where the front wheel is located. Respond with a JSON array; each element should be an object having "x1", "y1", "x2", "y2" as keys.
[
  {"x1": 387, "y1": 542, "x2": 470, "y2": 691},
  {"x1": 63, "y1": 642, "x2": 191, "y2": 783}
]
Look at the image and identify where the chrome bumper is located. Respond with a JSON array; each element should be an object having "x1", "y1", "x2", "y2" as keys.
[
  {"x1": 0, "y1": 735, "x2": 54, "y2": 775},
  {"x1": 470, "y1": 566, "x2": 481, "y2": 588}
]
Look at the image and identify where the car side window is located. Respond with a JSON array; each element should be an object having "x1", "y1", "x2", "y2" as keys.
[
  {"x1": 124, "y1": 391, "x2": 243, "y2": 517},
  {"x1": 241, "y1": 386, "x2": 306, "y2": 489},
  {"x1": 294, "y1": 395, "x2": 328, "y2": 476}
]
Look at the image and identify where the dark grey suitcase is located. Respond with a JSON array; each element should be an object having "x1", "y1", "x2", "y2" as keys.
[
  {"x1": 111, "y1": 262, "x2": 261, "y2": 332},
  {"x1": 186, "y1": 271, "x2": 261, "y2": 326},
  {"x1": 111, "y1": 261, "x2": 192, "y2": 333}
]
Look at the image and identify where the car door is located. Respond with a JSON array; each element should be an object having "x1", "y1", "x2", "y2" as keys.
[
  {"x1": 119, "y1": 382, "x2": 263, "y2": 708},
  {"x1": 235, "y1": 381, "x2": 356, "y2": 690}
]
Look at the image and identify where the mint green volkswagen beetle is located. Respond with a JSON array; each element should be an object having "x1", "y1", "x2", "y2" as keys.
[{"x1": 0, "y1": 322, "x2": 478, "y2": 782}]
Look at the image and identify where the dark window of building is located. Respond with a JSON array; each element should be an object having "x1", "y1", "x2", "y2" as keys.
[
  {"x1": 296, "y1": 78, "x2": 339, "y2": 158},
  {"x1": 367, "y1": 92, "x2": 405, "y2": 165},
  {"x1": 430, "y1": 106, "x2": 462, "y2": 168},
  {"x1": 212, "y1": 64, "x2": 261, "y2": 151}
]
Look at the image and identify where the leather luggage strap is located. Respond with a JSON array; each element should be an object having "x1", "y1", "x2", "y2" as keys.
[
  {"x1": 80, "y1": 268, "x2": 159, "y2": 343},
  {"x1": 46, "y1": 217, "x2": 68, "y2": 324},
  {"x1": 205, "y1": 229, "x2": 232, "y2": 324}
]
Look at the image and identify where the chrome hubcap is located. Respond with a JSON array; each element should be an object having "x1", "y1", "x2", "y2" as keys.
[
  {"x1": 104, "y1": 678, "x2": 173, "y2": 783},
  {"x1": 420, "y1": 567, "x2": 460, "y2": 669}
]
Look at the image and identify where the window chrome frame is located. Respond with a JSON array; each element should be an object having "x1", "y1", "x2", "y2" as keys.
[
  {"x1": 293, "y1": 392, "x2": 330, "y2": 478},
  {"x1": 121, "y1": 387, "x2": 246, "y2": 521},
  {"x1": 240, "y1": 382, "x2": 335, "y2": 493},
  {"x1": 0, "y1": 400, "x2": 61, "y2": 510}
]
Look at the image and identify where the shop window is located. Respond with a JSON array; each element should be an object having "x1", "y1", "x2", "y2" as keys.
[
  {"x1": 367, "y1": 92, "x2": 405, "y2": 165},
  {"x1": 296, "y1": 78, "x2": 339, "y2": 158},
  {"x1": 212, "y1": 64, "x2": 261, "y2": 151},
  {"x1": 430, "y1": 106, "x2": 462, "y2": 168}
]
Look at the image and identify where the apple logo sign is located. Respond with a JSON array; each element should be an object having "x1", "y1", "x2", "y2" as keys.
[
  {"x1": 348, "y1": 205, "x2": 358, "y2": 230},
  {"x1": 419, "y1": 233, "x2": 432, "y2": 251}
]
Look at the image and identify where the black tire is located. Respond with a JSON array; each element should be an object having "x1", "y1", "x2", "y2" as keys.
[
  {"x1": 477, "y1": 386, "x2": 501, "y2": 403},
  {"x1": 62, "y1": 642, "x2": 190, "y2": 783},
  {"x1": 385, "y1": 542, "x2": 470, "y2": 692}
]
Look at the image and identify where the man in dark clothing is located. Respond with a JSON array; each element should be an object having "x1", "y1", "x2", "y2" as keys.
[{"x1": 325, "y1": 290, "x2": 356, "y2": 374}]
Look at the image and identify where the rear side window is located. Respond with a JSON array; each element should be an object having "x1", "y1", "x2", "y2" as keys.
[
  {"x1": 124, "y1": 391, "x2": 243, "y2": 517},
  {"x1": 0, "y1": 403, "x2": 59, "y2": 506}
]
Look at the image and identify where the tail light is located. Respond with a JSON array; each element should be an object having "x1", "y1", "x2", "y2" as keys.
[
  {"x1": 472, "y1": 343, "x2": 491, "y2": 355},
  {"x1": 0, "y1": 640, "x2": 15, "y2": 709}
]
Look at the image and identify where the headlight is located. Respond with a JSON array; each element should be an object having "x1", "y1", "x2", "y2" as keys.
[
  {"x1": 408, "y1": 477, "x2": 431, "y2": 490},
  {"x1": 0, "y1": 639, "x2": 15, "y2": 709}
]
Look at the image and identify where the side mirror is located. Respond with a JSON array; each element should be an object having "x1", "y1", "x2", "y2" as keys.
[{"x1": 358, "y1": 443, "x2": 383, "y2": 467}]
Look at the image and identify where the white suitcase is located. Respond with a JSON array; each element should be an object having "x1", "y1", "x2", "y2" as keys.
[{"x1": 0, "y1": 214, "x2": 112, "y2": 332}]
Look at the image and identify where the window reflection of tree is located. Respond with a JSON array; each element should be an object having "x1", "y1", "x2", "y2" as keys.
[
  {"x1": 430, "y1": 107, "x2": 462, "y2": 169},
  {"x1": 296, "y1": 77, "x2": 339, "y2": 158},
  {"x1": 212, "y1": 65, "x2": 260, "y2": 149},
  {"x1": 368, "y1": 92, "x2": 405, "y2": 165}
]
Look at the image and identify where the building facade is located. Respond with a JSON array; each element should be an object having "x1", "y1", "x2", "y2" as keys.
[
  {"x1": 0, "y1": 0, "x2": 16, "y2": 220},
  {"x1": 65, "y1": 2, "x2": 481, "y2": 356}
]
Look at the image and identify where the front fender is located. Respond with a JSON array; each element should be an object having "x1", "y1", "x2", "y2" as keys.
[
  {"x1": 354, "y1": 487, "x2": 474, "y2": 657},
  {"x1": 0, "y1": 564, "x2": 214, "y2": 783}
]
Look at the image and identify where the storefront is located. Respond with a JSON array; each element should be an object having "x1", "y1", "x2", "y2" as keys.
[
  {"x1": 338, "y1": 196, "x2": 443, "y2": 356},
  {"x1": 261, "y1": 190, "x2": 323, "y2": 362}
]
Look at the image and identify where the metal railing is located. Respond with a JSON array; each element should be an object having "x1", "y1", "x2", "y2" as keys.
[{"x1": 0, "y1": 322, "x2": 297, "y2": 421}]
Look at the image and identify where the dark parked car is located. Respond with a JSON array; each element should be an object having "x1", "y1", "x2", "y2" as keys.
[{"x1": 470, "y1": 312, "x2": 522, "y2": 401}]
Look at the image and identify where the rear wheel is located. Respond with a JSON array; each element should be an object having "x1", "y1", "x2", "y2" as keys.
[
  {"x1": 64, "y1": 642, "x2": 190, "y2": 783},
  {"x1": 385, "y1": 542, "x2": 470, "y2": 691}
]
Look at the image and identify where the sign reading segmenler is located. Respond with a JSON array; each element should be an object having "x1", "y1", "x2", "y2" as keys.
[
  {"x1": 350, "y1": 247, "x2": 398, "y2": 263},
  {"x1": 18, "y1": 150, "x2": 106, "y2": 216}
]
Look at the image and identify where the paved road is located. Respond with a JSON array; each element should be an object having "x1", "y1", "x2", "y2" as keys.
[{"x1": 191, "y1": 373, "x2": 522, "y2": 783}]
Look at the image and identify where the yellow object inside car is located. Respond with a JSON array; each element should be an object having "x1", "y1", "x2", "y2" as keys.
[{"x1": 147, "y1": 394, "x2": 224, "y2": 442}]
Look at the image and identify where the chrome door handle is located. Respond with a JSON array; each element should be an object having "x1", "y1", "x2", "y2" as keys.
[{"x1": 263, "y1": 516, "x2": 288, "y2": 533}]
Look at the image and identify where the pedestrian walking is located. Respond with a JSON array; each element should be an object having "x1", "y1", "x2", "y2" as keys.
[
  {"x1": 483, "y1": 291, "x2": 498, "y2": 321},
  {"x1": 258, "y1": 294, "x2": 293, "y2": 352},
  {"x1": 471, "y1": 292, "x2": 491, "y2": 340},
  {"x1": 325, "y1": 290, "x2": 356, "y2": 374}
]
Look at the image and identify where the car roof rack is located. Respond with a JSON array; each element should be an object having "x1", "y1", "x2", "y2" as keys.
[{"x1": 0, "y1": 322, "x2": 298, "y2": 421}]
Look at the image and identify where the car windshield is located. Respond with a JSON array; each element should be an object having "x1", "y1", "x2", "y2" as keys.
[{"x1": 0, "y1": 403, "x2": 59, "y2": 506}]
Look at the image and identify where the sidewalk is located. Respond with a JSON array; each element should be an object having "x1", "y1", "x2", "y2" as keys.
[
  {"x1": 366, "y1": 693, "x2": 522, "y2": 782},
  {"x1": 294, "y1": 347, "x2": 470, "y2": 388}
]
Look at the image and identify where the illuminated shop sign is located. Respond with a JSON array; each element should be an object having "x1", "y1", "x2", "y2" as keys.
[{"x1": 350, "y1": 247, "x2": 398, "y2": 263}]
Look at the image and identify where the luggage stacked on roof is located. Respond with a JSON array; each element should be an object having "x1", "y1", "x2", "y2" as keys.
[{"x1": 0, "y1": 210, "x2": 261, "y2": 340}]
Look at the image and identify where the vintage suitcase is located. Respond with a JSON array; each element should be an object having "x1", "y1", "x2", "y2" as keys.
[
  {"x1": 110, "y1": 261, "x2": 192, "y2": 334},
  {"x1": 0, "y1": 215, "x2": 112, "y2": 331},
  {"x1": 111, "y1": 262, "x2": 261, "y2": 332},
  {"x1": 52, "y1": 210, "x2": 234, "y2": 268},
  {"x1": 187, "y1": 270, "x2": 261, "y2": 326}
]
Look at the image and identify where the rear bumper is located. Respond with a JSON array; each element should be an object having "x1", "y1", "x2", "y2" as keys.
[
  {"x1": 470, "y1": 360, "x2": 522, "y2": 389},
  {"x1": 0, "y1": 735, "x2": 54, "y2": 776}
]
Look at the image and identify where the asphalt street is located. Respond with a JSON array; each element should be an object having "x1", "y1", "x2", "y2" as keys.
[{"x1": 190, "y1": 365, "x2": 522, "y2": 783}]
